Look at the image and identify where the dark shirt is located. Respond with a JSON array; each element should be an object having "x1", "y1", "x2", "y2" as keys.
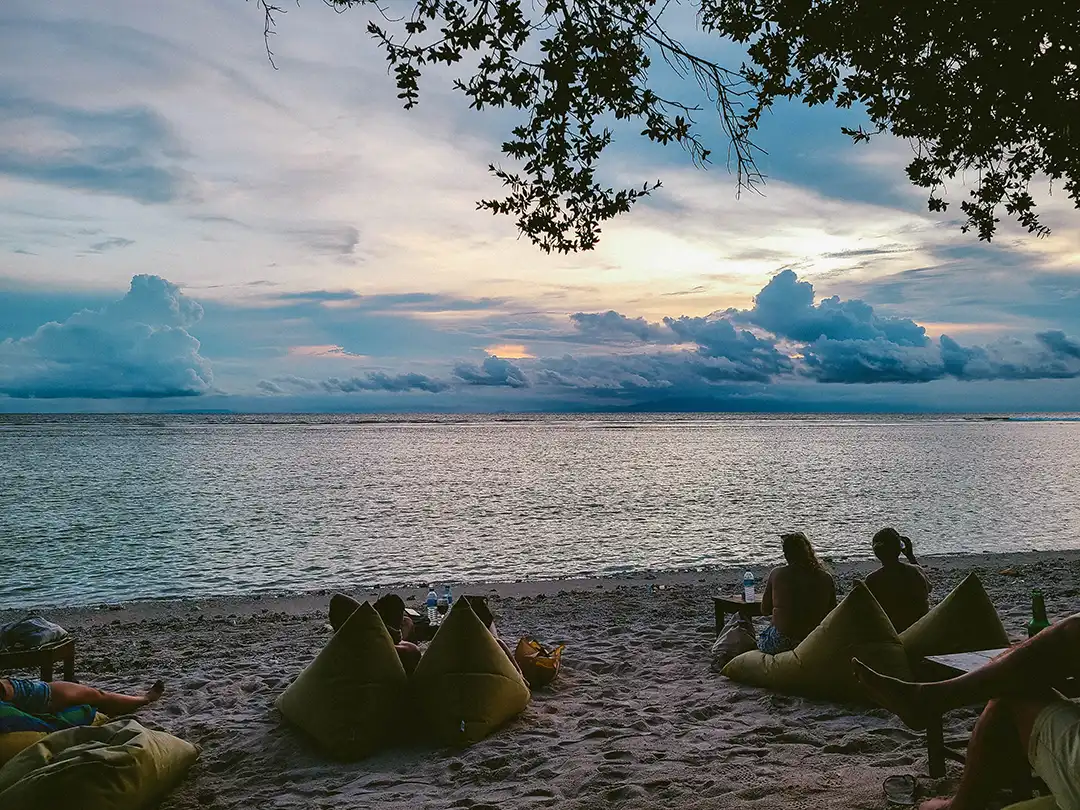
[{"x1": 865, "y1": 562, "x2": 931, "y2": 633}]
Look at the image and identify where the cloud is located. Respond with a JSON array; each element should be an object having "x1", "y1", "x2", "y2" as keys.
[
  {"x1": 261, "y1": 371, "x2": 448, "y2": 394},
  {"x1": 290, "y1": 226, "x2": 360, "y2": 257},
  {"x1": 0, "y1": 274, "x2": 212, "y2": 398},
  {"x1": 734, "y1": 269, "x2": 928, "y2": 346},
  {"x1": 1037, "y1": 330, "x2": 1080, "y2": 360},
  {"x1": 570, "y1": 310, "x2": 669, "y2": 342},
  {"x1": 453, "y1": 355, "x2": 531, "y2": 388},
  {"x1": 89, "y1": 236, "x2": 135, "y2": 252},
  {"x1": 540, "y1": 271, "x2": 1080, "y2": 390},
  {"x1": 0, "y1": 92, "x2": 189, "y2": 204}
]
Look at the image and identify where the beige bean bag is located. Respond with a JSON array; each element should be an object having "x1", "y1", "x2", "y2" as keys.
[
  {"x1": 722, "y1": 581, "x2": 912, "y2": 701},
  {"x1": 0, "y1": 719, "x2": 196, "y2": 810},
  {"x1": 899, "y1": 572, "x2": 1010, "y2": 660},
  {"x1": 411, "y1": 598, "x2": 530, "y2": 745},
  {"x1": 276, "y1": 600, "x2": 407, "y2": 759}
]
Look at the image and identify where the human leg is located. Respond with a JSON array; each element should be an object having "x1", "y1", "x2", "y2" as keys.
[
  {"x1": 47, "y1": 680, "x2": 165, "y2": 715},
  {"x1": 919, "y1": 696, "x2": 1049, "y2": 810},
  {"x1": 854, "y1": 614, "x2": 1080, "y2": 728}
]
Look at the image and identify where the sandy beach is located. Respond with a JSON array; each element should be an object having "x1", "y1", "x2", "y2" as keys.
[{"x1": 4, "y1": 549, "x2": 1079, "y2": 810}]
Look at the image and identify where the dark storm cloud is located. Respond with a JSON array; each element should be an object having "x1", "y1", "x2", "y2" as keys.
[
  {"x1": 453, "y1": 355, "x2": 530, "y2": 388},
  {"x1": 569, "y1": 310, "x2": 669, "y2": 342},
  {"x1": 261, "y1": 372, "x2": 449, "y2": 394}
]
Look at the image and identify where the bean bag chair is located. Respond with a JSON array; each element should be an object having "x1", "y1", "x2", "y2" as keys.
[
  {"x1": 899, "y1": 572, "x2": 1009, "y2": 661},
  {"x1": 411, "y1": 598, "x2": 531, "y2": 746},
  {"x1": 0, "y1": 707, "x2": 110, "y2": 767},
  {"x1": 722, "y1": 581, "x2": 912, "y2": 701},
  {"x1": 276, "y1": 600, "x2": 407, "y2": 759},
  {"x1": 0, "y1": 718, "x2": 196, "y2": 810}
]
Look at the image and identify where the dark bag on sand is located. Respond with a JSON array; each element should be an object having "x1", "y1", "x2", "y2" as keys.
[
  {"x1": 0, "y1": 617, "x2": 70, "y2": 652},
  {"x1": 710, "y1": 614, "x2": 756, "y2": 672}
]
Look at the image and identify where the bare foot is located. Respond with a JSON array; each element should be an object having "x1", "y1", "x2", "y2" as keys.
[
  {"x1": 146, "y1": 680, "x2": 166, "y2": 703},
  {"x1": 919, "y1": 798, "x2": 952, "y2": 810},
  {"x1": 852, "y1": 658, "x2": 928, "y2": 730}
]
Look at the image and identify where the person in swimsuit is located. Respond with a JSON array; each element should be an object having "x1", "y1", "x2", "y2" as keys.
[
  {"x1": 1, "y1": 676, "x2": 164, "y2": 716},
  {"x1": 758, "y1": 532, "x2": 837, "y2": 654},
  {"x1": 864, "y1": 527, "x2": 931, "y2": 632}
]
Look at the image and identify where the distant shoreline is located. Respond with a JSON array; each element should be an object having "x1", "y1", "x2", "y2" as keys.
[{"x1": 6, "y1": 547, "x2": 1078, "y2": 620}]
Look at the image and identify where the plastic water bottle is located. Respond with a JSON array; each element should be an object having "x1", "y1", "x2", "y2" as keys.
[
  {"x1": 444, "y1": 584, "x2": 453, "y2": 610},
  {"x1": 743, "y1": 571, "x2": 756, "y2": 603},
  {"x1": 426, "y1": 585, "x2": 438, "y2": 625}
]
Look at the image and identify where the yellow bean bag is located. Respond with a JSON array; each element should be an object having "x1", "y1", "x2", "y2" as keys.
[
  {"x1": 899, "y1": 572, "x2": 1009, "y2": 660},
  {"x1": 276, "y1": 600, "x2": 407, "y2": 759},
  {"x1": 411, "y1": 598, "x2": 531, "y2": 746},
  {"x1": 0, "y1": 719, "x2": 196, "y2": 810},
  {"x1": 0, "y1": 711, "x2": 111, "y2": 767},
  {"x1": 722, "y1": 581, "x2": 912, "y2": 701}
]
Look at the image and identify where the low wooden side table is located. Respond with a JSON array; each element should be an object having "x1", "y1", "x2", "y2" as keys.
[
  {"x1": 922, "y1": 649, "x2": 1008, "y2": 778},
  {"x1": 712, "y1": 595, "x2": 762, "y2": 635},
  {"x1": 0, "y1": 638, "x2": 76, "y2": 682}
]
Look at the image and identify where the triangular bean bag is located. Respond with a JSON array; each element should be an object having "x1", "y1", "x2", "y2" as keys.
[
  {"x1": 411, "y1": 598, "x2": 531, "y2": 746},
  {"x1": 899, "y1": 573, "x2": 1009, "y2": 661},
  {"x1": 0, "y1": 719, "x2": 196, "y2": 810},
  {"x1": 276, "y1": 600, "x2": 407, "y2": 759},
  {"x1": 722, "y1": 581, "x2": 912, "y2": 701}
]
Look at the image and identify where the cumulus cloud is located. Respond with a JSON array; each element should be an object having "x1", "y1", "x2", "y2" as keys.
[
  {"x1": 544, "y1": 270, "x2": 1080, "y2": 390},
  {"x1": 0, "y1": 274, "x2": 212, "y2": 398},
  {"x1": 453, "y1": 355, "x2": 530, "y2": 388},
  {"x1": 261, "y1": 372, "x2": 448, "y2": 394},
  {"x1": 569, "y1": 310, "x2": 669, "y2": 342},
  {"x1": 733, "y1": 269, "x2": 928, "y2": 346}
]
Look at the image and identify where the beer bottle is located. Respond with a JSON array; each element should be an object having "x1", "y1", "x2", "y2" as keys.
[{"x1": 1027, "y1": 589, "x2": 1051, "y2": 638}]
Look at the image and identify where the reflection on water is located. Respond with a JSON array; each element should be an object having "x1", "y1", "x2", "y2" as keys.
[{"x1": 1, "y1": 412, "x2": 1078, "y2": 608}]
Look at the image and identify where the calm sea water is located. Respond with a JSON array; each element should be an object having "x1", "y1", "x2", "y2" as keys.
[{"x1": 2, "y1": 413, "x2": 1079, "y2": 609}]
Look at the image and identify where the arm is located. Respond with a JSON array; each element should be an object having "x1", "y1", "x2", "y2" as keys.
[{"x1": 760, "y1": 571, "x2": 774, "y2": 617}]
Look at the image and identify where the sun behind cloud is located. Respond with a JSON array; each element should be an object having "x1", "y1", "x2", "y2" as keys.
[{"x1": 484, "y1": 344, "x2": 534, "y2": 359}]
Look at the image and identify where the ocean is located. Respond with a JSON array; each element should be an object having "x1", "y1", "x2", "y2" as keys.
[{"x1": 2, "y1": 412, "x2": 1078, "y2": 609}]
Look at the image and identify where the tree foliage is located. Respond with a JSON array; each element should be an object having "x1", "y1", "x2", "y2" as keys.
[{"x1": 258, "y1": 0, "x2": 1079, "y2": 252}]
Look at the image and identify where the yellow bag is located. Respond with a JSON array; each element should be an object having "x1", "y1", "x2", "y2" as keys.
[{"x1": 514, "y1": 637, "x2": 565, "y2": 689}]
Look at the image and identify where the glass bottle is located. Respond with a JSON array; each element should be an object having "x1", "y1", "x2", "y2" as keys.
[{"x1": 1027, "y1": 589, "x2": 1051, "y2": 638}]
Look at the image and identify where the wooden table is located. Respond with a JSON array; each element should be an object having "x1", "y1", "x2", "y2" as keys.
[
  {"x1": 0, "y1": 638, "x2": 76, "y2": 682},
  {"x1": 713, "y1": 595, "x2": 762, "y2": 636},
  {"x1": 922, "y1": 648, "x2": 1007, "y2": 778}
]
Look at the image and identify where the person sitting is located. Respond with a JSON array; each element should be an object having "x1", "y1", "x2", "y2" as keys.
[
  {"x1": 864, "y1": 527, "x2": 931, "y2": 632},
  {"x1": 758, "y1": 532, "x2": 837, "y2": 654},
  {"x1": 853, "y1": 614, "x2": 1080, "y2": 810},
  {"x1": 1, "y1": 676, "x2": 164, "y2": 716}
]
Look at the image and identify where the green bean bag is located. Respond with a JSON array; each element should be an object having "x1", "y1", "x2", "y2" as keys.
[
  {"x1": 276, "y1": 600, "x2": 407, "y2": 759},
  {"x1": 411, "y1": 598, "x2": 531, "y2": 746},
  {"x1": 0, "y1": 719, "x2": 196, "y2": 810},
  {"x1": 722, "y1": 581, "x2": 912, "y2": 701},
  {"x1": 899, "y1": 572, "x2": 1009, "y2": 661}
]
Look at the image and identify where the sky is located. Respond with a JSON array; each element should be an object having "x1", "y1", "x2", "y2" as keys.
[{"x1": 1, "y1": 1, "x2": 1079, "y2": 413}]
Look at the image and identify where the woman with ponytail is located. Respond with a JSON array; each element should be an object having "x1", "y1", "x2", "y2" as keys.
[{"x1": 865, "y1": 527, "x2": 931, "y2": 633}]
